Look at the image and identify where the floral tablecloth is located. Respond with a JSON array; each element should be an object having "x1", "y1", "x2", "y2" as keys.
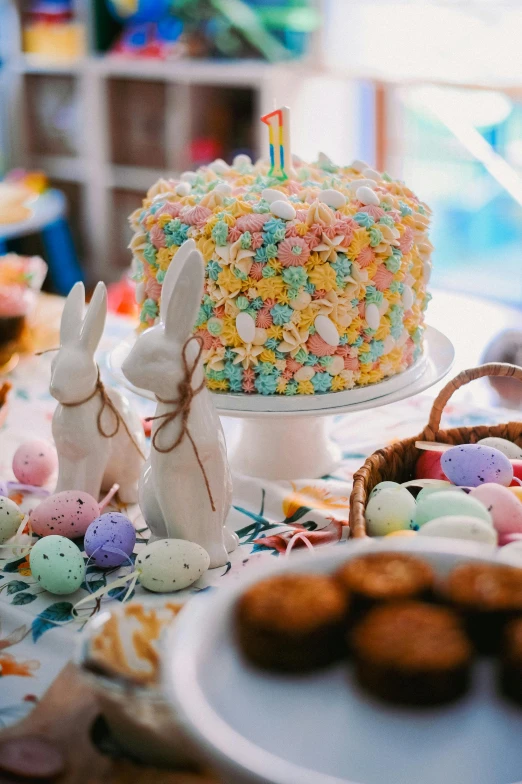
[{"x1": 0, "y1": 310, "x2": 513, "y2": 727}]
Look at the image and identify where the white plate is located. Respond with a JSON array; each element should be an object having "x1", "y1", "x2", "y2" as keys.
[
  {"x1": 107, "y1": 325, "x2": 453, "y2": 417},
  {"x1": 163, "y1": 538, "x2": 522, "y2": 784}
]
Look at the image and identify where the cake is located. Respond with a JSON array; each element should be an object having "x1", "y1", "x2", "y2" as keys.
[
  {"x1": 0, "y1": 253, "x2": 47, "y2": 366},
  {"x1": 444, "y1": 562, "x2": 522, "y2": 654},
  {"x1": 335, "y1": 552, "x2": 435, "y2": 617},
  {"x1": 352, "y1": 601, "x2": 472, "y2": 706},
  {"x1": 235, "y1": 573, "x2": 349, "y2": 671},
  {"x1": 129, "y1": 154, "x2": 432, "y2": 396}
]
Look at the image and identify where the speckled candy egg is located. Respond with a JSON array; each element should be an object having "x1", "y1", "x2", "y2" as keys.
[
  {"x1": 365, "y1": 486, "x2": 416, "y2": 536},
  {"x1": 84, "y1": 513, "x2": 136, "y2": 568},
  {"x1": 477, "y1": 437, "x2": 522, "y2": 460},
  {"x1": 369, "y1": 481, "x2": 399, "y2": 500},
  {"x1": 415, "y1": 449, "x2": 447, "y2": 481},
  {"x1": 414, "y1": 481, "x2": 459, "y2": 504},
  {"x1": 441, "y1": 444, "x2": 513, "y2": 487},
  {"x1": 30, "y1": 491, "x2": 100, "y2": 538},
  {"x1": 29, "y1": 535, "x2": 85, "y2": 595},
  {"x1": 0, "y1": 496, "x2": 25, "y2": 544},
  {"x1": 418, "y1": 515, "x2": 498, "y2": 546},
  {"x1": 415, "y1": 490, "x2": 492, "y2": 528},
  {"x1": 136, "y1": 539, "x2": 210, "y2": 593},
  {"x1": 12, "y1": 440, "x2": 58, "y2": 486},
  {"x1": 470, "y1": 483, "x2": 522, "y2": 545}
]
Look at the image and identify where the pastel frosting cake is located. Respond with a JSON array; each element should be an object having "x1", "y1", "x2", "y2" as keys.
[{"x1": 129, "y1": 155, "x2": 433, "y2": 396}]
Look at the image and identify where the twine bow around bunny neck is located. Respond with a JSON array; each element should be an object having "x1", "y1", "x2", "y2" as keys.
[
  {"x1": 37, "y1": 349, "x2": 146, "y2": 462},
  {"x1": 145, "y1": 335, "x2": 216, "y2": 513}
]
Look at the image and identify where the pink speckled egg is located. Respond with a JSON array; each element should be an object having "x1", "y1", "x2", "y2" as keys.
[
  {"x1": 470, "y1": 483, "x2": 522, "y2": 546},
  {"x1": 30, "y1": 491, "x2": 100, "y2": 539},
  {"x1": 12, "y1": 440, "x2": 57, "y2": 486}
]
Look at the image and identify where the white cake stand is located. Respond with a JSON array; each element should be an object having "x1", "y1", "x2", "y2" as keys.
[{"x1": 108, "y1": 325, "x2": 454, "y2": 480}]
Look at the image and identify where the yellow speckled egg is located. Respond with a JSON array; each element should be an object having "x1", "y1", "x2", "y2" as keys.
[{"x1": 29, "y1": 535, "x2": 85, "y2": 595}]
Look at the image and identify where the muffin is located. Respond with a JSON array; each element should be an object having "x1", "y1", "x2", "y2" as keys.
[
  {"x1": 445, "y1": 563, "x2": 522, "y2": 654},
  {"x1": 499, "y1": 617, "x2": 522, "y2": 704},
  {"x1": 352, "y1": 601, "x2": 473, "y2": 705},
  {"x1": 236, "y1": 573, "x2": 349, "y2": 672},
  {"x1": 335, "y1": 552, "x2": 435, "y2": 617},
  {"x1": 0, "y1": 254, "x2": 47, "y2": 366}
]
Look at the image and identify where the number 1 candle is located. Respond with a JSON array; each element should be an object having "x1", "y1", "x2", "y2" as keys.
[{"x1": 261, "y1": 106, "x2": 292, "y2": 180}]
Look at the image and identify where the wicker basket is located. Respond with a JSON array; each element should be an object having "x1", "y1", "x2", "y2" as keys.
[{"x1": 350, "y1": 363, "x2": 522, "y2": 538}]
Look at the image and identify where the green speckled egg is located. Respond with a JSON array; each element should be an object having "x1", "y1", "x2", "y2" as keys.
[
  {"x1": 0, "y1": 496, "x2": 25, "y2": 544},
  {"x1": 369, "y1": 481, "x2": 399, "y2": 500},
  {"x1": 415, "y1": 491, "x2": 492, "y2": 528},
  {"x1": 415, "y1": 482, "x2": 462, "y2": 505},
  {"x1": 29, "y1": 535, "x2": 85, "y2": 595},
  {"x1": 365, "y1": 487, "x2": 416, "y2": 536}
]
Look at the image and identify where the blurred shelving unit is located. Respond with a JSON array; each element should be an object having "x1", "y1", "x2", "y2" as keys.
[{"x1": 1, "y1": 0, "x2": 364, "y2": 284}]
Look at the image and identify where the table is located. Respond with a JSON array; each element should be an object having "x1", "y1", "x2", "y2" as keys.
[{"x1": 0, "y1": 294, "x2": 519, "y2": 745}]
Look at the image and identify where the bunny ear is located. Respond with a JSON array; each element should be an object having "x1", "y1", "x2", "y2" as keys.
[
  {"x1": 79, "y1": 281, "x2": 107, "y2": 355},
  {"x1": 60, "y1": 282, "x2": 85, "y2": 345},
  {"x1": 159, "y1": 238, "x2": 197, "y2": 322},
  {"x1": 164, "y1": 249, "x2": 204, "y2": 342}
]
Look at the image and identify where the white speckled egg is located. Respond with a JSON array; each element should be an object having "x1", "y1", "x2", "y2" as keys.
[
  {"x1": 327, "y1": 355, "x2": 345, "y2": 375},
  {"x1": 270, "y1": 200, "x2": 296, "y2": 221},
  {"x1": 402, "y1": 285, "x2": 414, "y2": 311},
  {"x1": 137, "y1": 539, "x2": 210, "y2": 593},
  {"x1": 318, "y1": 189, "x2": 346, "y2": 209},
  {"x1": 314, "y1": 315, "x2": 339, "y2": 347},
  {"x1": 233, "y1": 153, "x2": 252, "y2": 168},
  {"x1": 0, "y1": 497, "x2": 25, "y2": 544},
  {"x1": 30, "y1": 535, "x2": 85, "y2": 595},
  {"x1": 214, "y1": 182, "x2": 232, "y2": 196},
  {"x1": 209, "y1": 159, "x2": 229, "y2": 175},
  {"x1": 175, "y1": 182, "x2": 191, "y2": 197},
  {"x1": 365, "y1": 486, "x2": 416, "y2": 536},
  {"x1": 289, "y1": 290, "x2": 311, "y2": 311},
  {"x1": 356, "y1": 186, "x2": 380, "y2": 206},
  {"x1": 348, "y1": 179, "x2": 376, "y2": 191},
  {"x1": 294, "y1": 366, "x2": 314, "y2": 382},
  {"x1": 252, "y1": 328, "x2": 267, "y2": 346},
  {"x1": 383, "y1": 335, "x2": 396, "y2": 354},
  {"x1": 362, "y1": 168, "x2": 381, "y2": 182},
  {"x1": 418, "y1": 516, "x2": 498, "y2": 546},
  {"x1": 369, "y1": 481, "x2": 400, "y2": 500},
  {"x1": 365, "y1": 303, "x2": 380, "y2": 331},
  {"x1": 262, "y1": 188, "x2": 287, "y2": 204},
  {"x1": 236, "y1": 312, "x2": 256, "y2": 344},
  {"x1": 351, "y1": 159, "x2": 369, "y2": 173},
  {"x1": 477, "y1": 437, "x2": 522, "y2": 460}
]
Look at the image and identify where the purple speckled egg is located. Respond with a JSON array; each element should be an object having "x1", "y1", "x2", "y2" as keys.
[
  {"x1": 441, "y1": 444, "x2": 513, "y2": 488},
  {"x1": 13, "y1": 440, "x2": 57, "y2": 486},
  {"x1": 30, "y1": 491, "x2": 100, "y2": 538},
  {"x1": 84, "y1": 513, "x2": 136, "y2": 568}
]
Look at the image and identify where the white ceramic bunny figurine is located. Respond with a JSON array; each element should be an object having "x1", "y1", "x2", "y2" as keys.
[
  {"x1": 121, "y1": 239, "x2": 238, "y2": 568},
  {"x1": 51, "y1": 281, "x2": 146, "y2": 504}
]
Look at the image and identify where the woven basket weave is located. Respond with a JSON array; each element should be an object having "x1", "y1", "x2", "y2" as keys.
[{"x1": 350, "y1": 363, "x2": 522, "y2": 538}]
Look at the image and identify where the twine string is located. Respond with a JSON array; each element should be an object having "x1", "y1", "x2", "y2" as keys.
[{"x1": 145, "y1": 336, "x2": 216, "y2": 512}]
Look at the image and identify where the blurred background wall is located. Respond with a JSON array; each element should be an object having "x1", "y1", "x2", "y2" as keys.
[{"x1": 1, "y1": 0, "x2": 522, "y2": 307}]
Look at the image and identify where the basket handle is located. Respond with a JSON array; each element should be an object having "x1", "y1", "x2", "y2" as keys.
[{"x1": 424, "y1": 362, "x2": 522, "y2": 440}]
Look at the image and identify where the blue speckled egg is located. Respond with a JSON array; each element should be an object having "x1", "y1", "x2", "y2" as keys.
[
  {"x1": 441, "y1": 444, "x2": 513, "y2": 488},
  {"x1": 84, "y1": 513, "x2": 136, "y2": 568},
  {"x1": 30, "y1": 535, "x2": 85, "y2": 595}
]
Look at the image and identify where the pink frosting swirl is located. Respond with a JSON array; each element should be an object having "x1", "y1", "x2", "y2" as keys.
[
  {"x1": 182, "y1": 205, "x2": 212, "y2": 227},
  {"x1": 286, "y1": 357, "x2": 302, "y2": 373},
  {"x1": 249, "y1": 262, "x2": 264, "y2": 281},
  {"x1": 236, "y1": 214, "x2": 269, "y2": 233},
  {"x1": 149, "y1": 224, "x2": 166, "y2": 249},
  {"x1": 360, "y1": 205, "x2": 385, "y2": 220},
  {"x1": 145, "y1": 276, "x2": 162, "y2": 301},
  {"x1": 196, "y1": 329, "x2": 213, "y2": 350},
  {"x1": 373, "y1": 265, "x2": 394, "y2": 291},
  {"x1": 344, "y1": 355, "x2": 360, "y2": 371},
  {"x1": 295, "y1": 210, "x2": 308, "y2": 222},
  {"x1": 356, "y1": 246, "x2": 375, "y2": 268},
  {"x1": 256, "y1": 308, "x2": 273, "y2": 328},
  {"x1": 278, "y1": 237, "x2": 310, "y2": 267},
  {"x1": 0, "y1": 286, "x2": 28, "y2": 317},
  {"x1": 358, "y1": 301, "x2": 366, "y2": 317},
  {"x1": 400, "y1": 227, "x2": 414, "y2": 254},
  {"x1": 307, "y1": 334, "x2": 336, "y2": 356},
  {"x1": 251, "y1": 232, "x2": 264, "y2": 250},
  {"x1": 156, "y1": 202, "x2": 182, "y2": 219},
  {"x1": 228, "y1": 226, "x2": 242, "y2": 243}
]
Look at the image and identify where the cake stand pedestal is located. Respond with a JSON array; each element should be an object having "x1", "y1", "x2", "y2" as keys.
[{"x1": 108, "y1": 325, "x2": 454, "y2": 480}]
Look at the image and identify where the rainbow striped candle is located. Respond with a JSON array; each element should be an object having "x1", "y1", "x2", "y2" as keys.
[{"x1": 261, "y1": 106, "x2": 292, "y2": 180}]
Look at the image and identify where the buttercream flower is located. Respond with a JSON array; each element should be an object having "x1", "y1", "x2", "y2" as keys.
[
  {"x1": 306, "y1": 200, "x2": 335, "y2": 227},
  {"x1": 297, "y1": 379, "x2": 315, "y2": 395},
  {"x1": 356, "y1": 246, "x2": 376, "y2": 268},
  {"x1": 270, "y1": 303, "x2": 294, "y2": 326},
  {"x1": 156, "y1": 202, "x2": 182, "y2": 220},
  {"x1": 277, "y1": 237, "x2": 310, "y2": 267},
  {"x1": 308, "y1": 263, "x2": 337, "y2": 292},
  {"x1": 256, "y1": 276, "x2": 285, "y2": 300},
  {"x1": 228, "y1": 226, "x2": 242, "y2": 243},
  {"x1": 216, "y1": 266, "x2": 243, "y2": 295},
  {"x1": 182, "y1": 204, "x2": 212, "y2": 227},
  {"x1": 278, "y1": 322, "x2": 310, "y2": 357},
  {"x1": 312, "y1": 290, "x2": 357, "y2": 328},
  {"x1": 149, "y1": 224, "x2": 166, "y2": 249},
  {"x1": 373, "y1": 265, "x2": 394, "y2": 291},
  {"x1": 266, "y1": 324, "x2": 283, "y2": 340},
  {"x1": 203, "y1": 344, "x2": 226, "y2": 372},
  {"x1": 214, "y1": 238, "x2": 255, "y2": 276},
  {"x1": 236, "y1": 213, "x2": 269, "y2": 232},
  {"x1": 314, "y1": 231, "x2": 350, "y2": 263},
  {"x1": 282, "y1": 265, "x2": 308, "y2": 289},
  {"x1": 231, "y1": 343, "x2": 264, "y2": 369},
  {"x1": 251, "y1": 232, "x2": 264, "y2": 250},
  {"x1": 306, "y1": 333, "x2": 336, "y2": 357},
  {"x1": 200, "y1": 191, "x2": 225, "y2": 210},
  {"x1": 156, "y1": 247, "x2": 175, "y2": 271}
]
